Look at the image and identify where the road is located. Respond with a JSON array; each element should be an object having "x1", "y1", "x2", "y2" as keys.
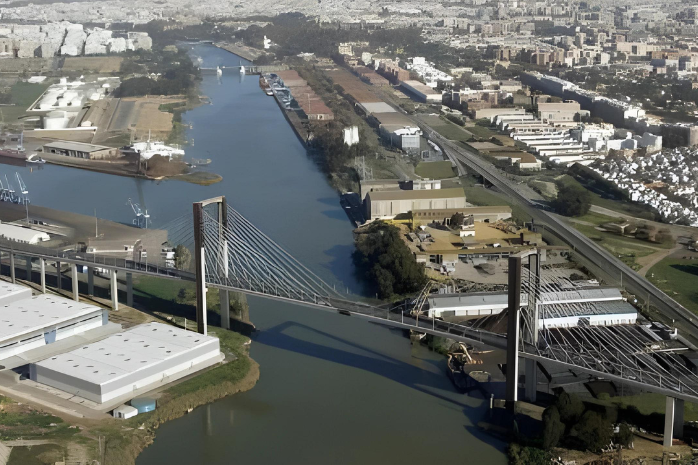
[{"x1": 420, "y1": 124, "x2": 698, "y2": 343}]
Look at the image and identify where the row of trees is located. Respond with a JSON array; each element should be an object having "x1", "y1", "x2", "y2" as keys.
[
  {"x1": 542, "y1": 393, "x2": 633, "y2": 452},
  {"x1": 353, "y1": 222, "x2": 427, "y2": 299}
]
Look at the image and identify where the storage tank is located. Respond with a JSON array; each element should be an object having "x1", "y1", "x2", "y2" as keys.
[{"x1": 131, "y1": 398, "x2": 156, "y2": 414}]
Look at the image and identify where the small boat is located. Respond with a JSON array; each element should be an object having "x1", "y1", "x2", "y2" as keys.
[
  {"x1": 191, "y1": 158, "x2": 211, "y2": 166},
  {"x1": 27, "y1": 154, "x2": 46, "y2": 164},
  {"x1": 216, "y1": 66, "x2": 222, "y2": 77}
]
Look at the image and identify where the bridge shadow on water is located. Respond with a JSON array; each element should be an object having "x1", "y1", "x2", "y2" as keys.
[{"x1": 254, "y1": 320, "x2": 481, "y2": 411}]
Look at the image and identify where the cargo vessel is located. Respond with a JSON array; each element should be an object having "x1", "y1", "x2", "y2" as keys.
[{"x1": 0, "y1": 133, "x2": 28, "y2": 161}]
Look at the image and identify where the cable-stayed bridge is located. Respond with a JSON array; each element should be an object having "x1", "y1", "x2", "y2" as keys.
[{"x1": 0, "y1": 196, "x2": 697, "y2": 445}]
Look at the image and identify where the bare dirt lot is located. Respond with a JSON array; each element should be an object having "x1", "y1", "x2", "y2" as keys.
[{"x1": 61, "y1": 57, "x2": 124, "y2": 74}]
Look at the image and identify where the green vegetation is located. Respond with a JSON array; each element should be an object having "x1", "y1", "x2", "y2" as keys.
[
  {"x1": 512, "y1": 393, "x2": 629, "y2": 462},
  {"x1": 648, "y1": 258, "x2": 698, "y2": 315},
  {"x1": 414, "y1": 161, "x2": 456, "y2": 179},
  {"x1": 8, "y1": 444, "x2": 64, "y2": 465},
  {"x1": 353, "y1": 222, "x2": 427, "y2": 299},
  {"x1": 0, "y1": 81, "x2": 50, "y2": 121},
  {"x1": 115, "y1": 48, "x2": 200, "y2": 98},
  {"x1": 571, "y1": 223, "x2": 656, "y2": 270},
  {"x1": 460, "y1": 174, "x2": 529, "y2": 225},
  {"x1": 553, "y1": 180, "x2": 591, "y2": 217},
  {"x1": 464, "y1": 124, "x2": 497, "y2": 140},
  {"x1": 445, "y1": 114, "x2": 464, "y2": 126},
  {"x1": 0, "y1": 396, "x2": 77, "y2": 441},
  {"x1": 174, "y1": 244, "x2": 192, "y2": 270},
  {"x1": 421, "y1": 115, "x2": 472, "y2": 142}
]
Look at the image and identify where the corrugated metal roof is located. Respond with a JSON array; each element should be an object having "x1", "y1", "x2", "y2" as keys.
[{"x1": 368, "y1": 187, "x2": 465, "y2": 201}]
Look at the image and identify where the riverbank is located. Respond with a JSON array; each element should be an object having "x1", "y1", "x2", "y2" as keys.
[
  {"x1": 213, "y1": 41, "x2": 263, "y2": 61},
  {"x1": 0, "y1": 322, "x2": 259, "y2": 465},
  {"x1": 100, "y1": 327, "x2": 260, "y2": 465}
]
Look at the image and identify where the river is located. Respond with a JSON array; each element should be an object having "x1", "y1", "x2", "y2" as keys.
[{"x1": 15, "y1": 44, "x2": 506, "y2": 464}]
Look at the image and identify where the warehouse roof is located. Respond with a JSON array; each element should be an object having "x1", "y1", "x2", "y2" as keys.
[
  {"x1": 539, "y1": 287, "x2": 623, "y2": 305},
  {"x1": 43, "y1": 141, "x2": 113, "y2": 152},
  {"x1": 428, "y1": 292, "x2": 529, "y2": 309},
  {"x1": 372, "y1": 111, "x2": 414, "y2": 126},
  {"x1": 0, "y1": 223, "x2": 50, "y2": 244},
  {"x1": 0, "y1": 295, "x2": 103, "y2": 342},
  {"x1": 367, "y1": 187, "x2": 465, "y2": 201},
  {"x1": 35, "y1": 322, "x2": 219, "y2": 386},
  {"x1": 540, "y1": 299, "x2": 637, "y2": 320},
  {"x1": 359, "y1": 102, "x2": 396, "y2": 115},
  {"x1": 0, "y1": 281, "x2": 32, "y2": 305}
]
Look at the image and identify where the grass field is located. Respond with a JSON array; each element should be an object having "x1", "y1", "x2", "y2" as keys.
[
  {"x1": 464, "y1": 124, "x2": 497, "y2": 139},
  {"x1": 556, "y1": 174, "x2": 657, "y2": 220},
  {"x1": 8, "y1": 444, "x2": 64, "y2": 465},
  {"x1": 0, "y1": 81, "x2": 50, "y2": 121},
  {"x1": 648, "y1": 257, "x2": 698, "y2": 315},
  {"x1": 460, "y1": 174, "x2": 529, "y2": 224},
  {"x1": 415, "y1": 161, "x2": 456, "y2": 179},
  {"x1": 420, "y1": 115, "x2": 472, "y2": 142},
  {"x1": 572, "y1": 223, "x2": 658, "y2": 270}
]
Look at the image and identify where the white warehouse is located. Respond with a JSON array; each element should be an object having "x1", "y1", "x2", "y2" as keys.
[
  {"x1": 30, "y1": 322, "x2": 222, "y2": 404},
  {"x1": 0, "y1": 292, "x2": 107, "y2": 360}
]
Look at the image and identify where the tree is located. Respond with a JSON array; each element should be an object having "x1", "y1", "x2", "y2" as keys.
[
  {"x1": 542, "y1": 406, "x2": 565, "y2": 450},
  {"x1": 449, "y1": 212, "x2": 465, "y2": 228},
  {"x1": 574, "y1": 411, "x2": 612, "y2": 451},
  {"x1": 553, "y1": 182, "x2": 591, "y2": 217},
  {"x1": 353, "y1": 222, "x2": 427, "y2": 299},
  {"x1": 556, "y1": 392, "x2": 585, "y2": 425},
  {"x1": 174, "y1": 244, "x2": 192, "y2": 270},
  {"x1": 615, "y1": 422, "x2": 633, "y2": 447}
]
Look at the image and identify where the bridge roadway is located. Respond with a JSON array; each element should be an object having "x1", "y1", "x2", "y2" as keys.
[
  {"x1": 420, "y1": 125, "x2": 698, "y2": 345},
  {"x1": 2, "y1": 235, "x2": 697, "y2": 402}
]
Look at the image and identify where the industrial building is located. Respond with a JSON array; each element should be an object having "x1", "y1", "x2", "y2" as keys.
[
  {"x1": 42, "y1": 141, "x2": 119, "y2": 160},
  {"x1": 30, "y1": 322, "x2": 222, "y2": 404},
  {"x1": 0, "y1": 223, "x2": 50, "y2": 244},
  {"x1": 0, "y1": 294, "x2": 108, "y2": 360},
  {"x1": 411, "y1": 206, "x2": 512, "y2": 225},
  {"x1": 425, "y1": 286, "x2": 637, "y2": 328},
  {"x1": 365, "y1": 187, "x2": 466, "y2": 221},
  {"x1": 372, "y1": 112, "x2": 422, "y2": 152},
  {"x1": 400, "y1": 80, "x2": 443, "y2": 103}
]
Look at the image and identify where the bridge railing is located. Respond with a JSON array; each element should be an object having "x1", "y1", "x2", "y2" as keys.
[{"x1": 0, "y1": 238, "x2": 192, "y2": 281}]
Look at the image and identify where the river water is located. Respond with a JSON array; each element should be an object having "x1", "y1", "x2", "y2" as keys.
[{"x1": 15, "y1": 44, "x2": 506, "y2": 464}]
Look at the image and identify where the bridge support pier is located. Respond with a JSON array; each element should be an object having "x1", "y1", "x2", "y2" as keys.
[
  {"x1": 40, "y1": 258, "x2": 46, "y2": 293},
  {"x1": 193, "y1": 201, "x2": 209, "y2": 336},
  {"x1": 524, "y1": 359, "x2": 537, "y2": 403},
  {"x1": 664, "y1": 397, "x2": 684, "y2": 447},
  {"x1": 110, "y1": 270, "x2": 118, "y2": 311},
  {"x1": 87, "y1": 267, "x2": 94, "y2": 296},
  {"x1": 56, "y1": 261, "x2": 61, "y2": 291},
  {"x1": 220, "y1": 289, "x2": 230, "y2": 330},
  {"x1": 126, "y1": 273, "x2": 133, "y2": 307},
  {"x1": 71, "y1": 264, "x2": 79, "y2": 302},
  {"x1": 25, "y1": 256, "x2": 31, "y2": 282},
  {"x1": 506, "y1": 254, "x2": 522, "y2": 408},
  {"x1": 9, "y1": 252, "x2": 15, "y2": 284}
]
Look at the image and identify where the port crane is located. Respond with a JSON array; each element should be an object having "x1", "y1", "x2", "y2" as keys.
[
  {"x1": 127, "y1": 198, "x2": 150, "y2": 229},
  {"x1": 4, "y1": 174, "x2": 17, "y2": 204},
  {"x1": 15, "y1": 173, "x2": 28, "y2": 204}
]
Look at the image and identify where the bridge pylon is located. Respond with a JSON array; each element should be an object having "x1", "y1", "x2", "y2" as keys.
[{"x1": 193, "y1": 196, "x2": 228, "y2": 335}]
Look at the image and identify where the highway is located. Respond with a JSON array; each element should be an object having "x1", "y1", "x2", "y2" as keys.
[{"x1": 421, "y1": 123, "x2": 698, "y2": 343}]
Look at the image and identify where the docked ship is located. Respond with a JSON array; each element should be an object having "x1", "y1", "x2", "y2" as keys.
[{"x1": 0, "y1": 133, "x2": 28, "y2": 161}]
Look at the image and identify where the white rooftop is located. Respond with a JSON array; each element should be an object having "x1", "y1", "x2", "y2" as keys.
[
  {"x1": 0, "y1": 294, "x2": 102, "y2": 342},
  {"x1": 35, "y1": 322, "x2": 218, "y2": 386},
  {"x1": 0, "y1": 280, "x2": 33, "y2": 305}
]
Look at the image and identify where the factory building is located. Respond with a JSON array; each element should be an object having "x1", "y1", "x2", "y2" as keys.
[
  {"x1": 400, "y1": 80, "x2": 443, "y2": 103},
  {"x1": 426, "y1": 286, "x2": 637, "y2": 328},
  {"x1": 0, "y1": 223, "x2": 50, "y2": 244},
  {"x1": 42, "y1": 141, "x2": 119, "y2": 160},
  {"x1": 30, "y1": 322, "x2": 222, "y2": 404},
  {"x1": 365, "y1": 187, "x2": 466, "y2": 221},
  {"x1": 372, "y1": 112, "x2": 422, "y2": 152},
  {"x1": 0, "y1": 294, "x2": 108, "y2": 360}
]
